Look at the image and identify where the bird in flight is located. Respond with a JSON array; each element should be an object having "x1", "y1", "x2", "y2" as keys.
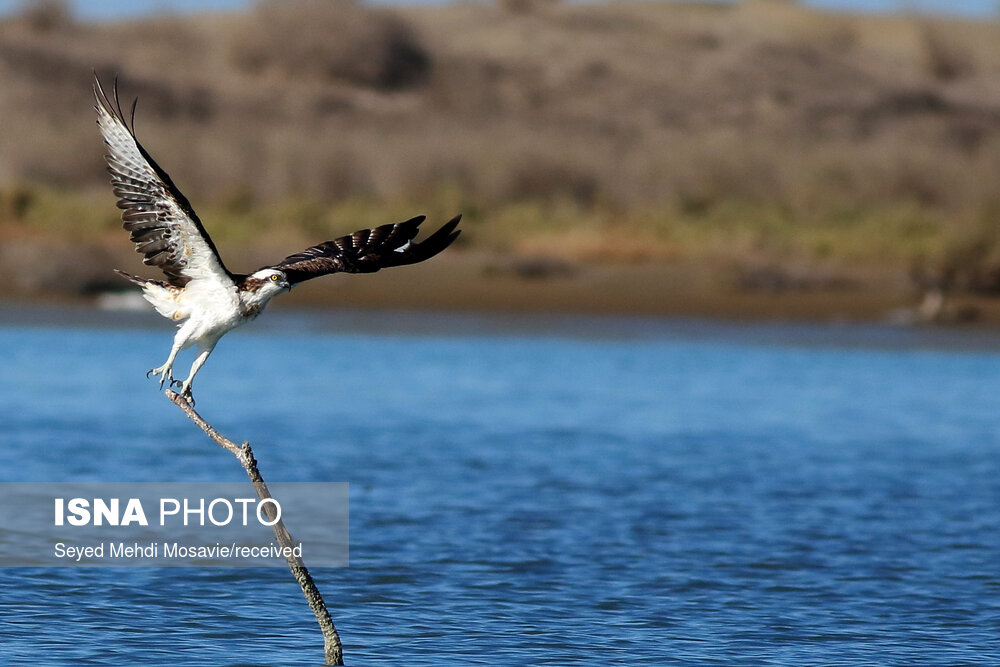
[{"x1": 95, "y1": 76, "x2": 461, "y2": 402}]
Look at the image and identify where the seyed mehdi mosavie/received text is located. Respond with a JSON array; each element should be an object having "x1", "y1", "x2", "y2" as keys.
[{"x1": 53, "y1": 540, "x2": 302, "y2": 562}]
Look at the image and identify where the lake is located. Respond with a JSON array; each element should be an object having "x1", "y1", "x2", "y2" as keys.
[{"x1": 1, "y1": 304, "x2": 999, "y2": 665}]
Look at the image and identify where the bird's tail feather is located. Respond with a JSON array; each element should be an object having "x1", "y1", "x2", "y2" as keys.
[
  {"x1": 114, "y1": 269, "x2": 154, "y2": 286},
  {"x1": 114, "y1": 269, "x2": 186, "y2": 322}
]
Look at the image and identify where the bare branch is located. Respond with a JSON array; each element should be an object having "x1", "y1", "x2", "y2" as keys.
[{"x1": 166, "y1": 389, "x2": 344, "y2": 666}]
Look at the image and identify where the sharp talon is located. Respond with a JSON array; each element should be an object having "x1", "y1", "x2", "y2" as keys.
[{"x1": 146, "y1": 369, "x2": 154, "y2": 379}]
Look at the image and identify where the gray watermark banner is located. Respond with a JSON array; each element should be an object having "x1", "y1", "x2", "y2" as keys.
[{"x1": 0, "y1": 482, "x2": 348, "y2": 567}]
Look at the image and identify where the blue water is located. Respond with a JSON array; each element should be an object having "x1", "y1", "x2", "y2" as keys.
[{"x1": 2, "y1": 306, "x2": 999, "y2": 665}]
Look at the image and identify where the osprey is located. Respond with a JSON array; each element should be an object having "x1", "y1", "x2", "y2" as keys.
[{"x1": 95, "y1": 76, "x2": 461, "y2": 402}]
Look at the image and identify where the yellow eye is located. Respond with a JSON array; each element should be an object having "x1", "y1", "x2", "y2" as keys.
[{"x1": 270, "y1": 275, "x2": 278, "y2": 281}]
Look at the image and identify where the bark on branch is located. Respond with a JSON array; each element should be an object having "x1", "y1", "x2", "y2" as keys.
[{"x1": 166, "y1": 389, "x2": 344, "y2": 666}]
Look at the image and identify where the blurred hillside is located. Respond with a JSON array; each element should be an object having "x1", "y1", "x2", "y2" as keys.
[{"x1": 3, "y1": 0, "x2": 1000, "y2": 320}]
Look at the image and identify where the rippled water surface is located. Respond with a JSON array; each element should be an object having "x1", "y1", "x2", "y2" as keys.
[{"x1": 2, "y1": 305, "x2": 999, "y2": 665}]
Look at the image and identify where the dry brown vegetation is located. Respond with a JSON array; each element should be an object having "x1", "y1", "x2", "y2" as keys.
[{"x1": 3, "y1": 0, "x2": 1000, "y2": 319}]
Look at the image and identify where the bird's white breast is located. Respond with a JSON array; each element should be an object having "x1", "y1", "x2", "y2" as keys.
[{"x1": 175, "y1": 280, "x2": 246, "y2": 348}]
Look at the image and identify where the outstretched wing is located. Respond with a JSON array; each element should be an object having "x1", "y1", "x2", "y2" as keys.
[
  {"x1": 95, "y1": 75, "x2": 234, "y2": 289},
  {"x1": 271, "y1": 215, "x2": 461, "y2": 286}
]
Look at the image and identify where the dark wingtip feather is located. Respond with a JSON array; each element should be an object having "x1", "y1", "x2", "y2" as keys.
[
  {"x1": 94, "y1": 72, "x2": 137, "y2": 136},
  {"x1": 418, "y1": 214, "x2": 462, "y2": 254},
  {"x1": 439, "y1": 214, "x2": 462, "y2": 233}
]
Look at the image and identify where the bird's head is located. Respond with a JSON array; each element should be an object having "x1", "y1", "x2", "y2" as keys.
[{"x1": 243, "y1": 268, "x2": 291, "y2": 306}]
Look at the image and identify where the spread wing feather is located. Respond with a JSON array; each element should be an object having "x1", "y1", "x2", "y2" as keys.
[
  {"x1": 95, "y1": 75, "x2": 233, "y2": 289},
  {"x1": 271, "y1": 215, "x2": 462, "y2": 285}
]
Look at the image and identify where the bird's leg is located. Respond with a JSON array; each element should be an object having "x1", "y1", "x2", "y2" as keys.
[
  {"x1": 147, "y1": 340, "x2": 183, "y2": 389},
  {"x1": 177, "y1": 344, "x2": 215, "y2": 404}
]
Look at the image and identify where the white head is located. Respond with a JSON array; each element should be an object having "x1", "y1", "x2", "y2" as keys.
[{"x1": 242, "y1": 268, "x2": 291, "y2": 309}]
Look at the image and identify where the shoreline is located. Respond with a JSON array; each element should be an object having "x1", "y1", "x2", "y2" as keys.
[
  {"x1": 6, "y1": 251, "x2": 1000, "y2": 332},
  {"x1": 8, "y1": 294, "x2": 1000, "y2": 356}
]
